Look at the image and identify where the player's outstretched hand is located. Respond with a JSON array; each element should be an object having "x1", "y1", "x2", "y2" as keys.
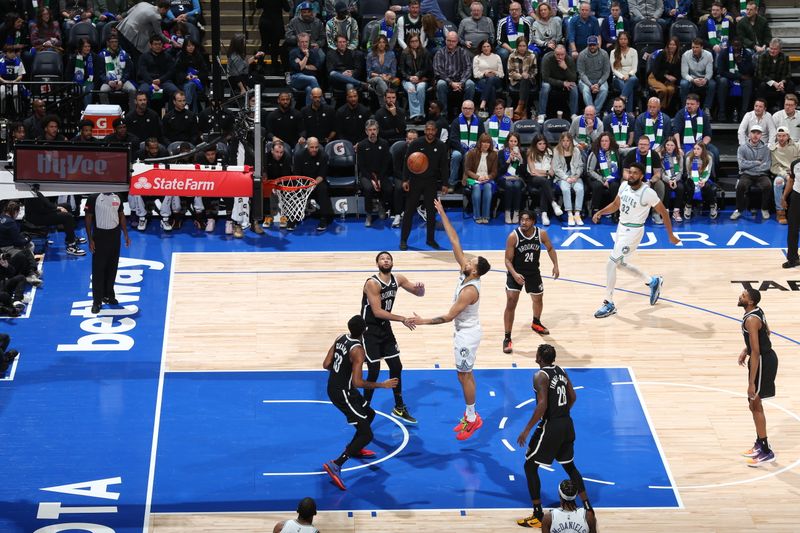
[
  {"x1": 516, "y1": 430, "x2": 529, "y2": 448},
  {"x1": 402, "y1": 316, "x2": 417, "y2": 330},
  {"x1": 669, "y1": 234, "x2": 681, "y2": 245},
  {"x1": 383, "y1": 378, "x2": 399, "y2": 389}
]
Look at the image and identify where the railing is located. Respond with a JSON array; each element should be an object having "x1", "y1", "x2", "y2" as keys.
[{"x1": 0, "y1": 81, "x2": 84, "y2": 132}]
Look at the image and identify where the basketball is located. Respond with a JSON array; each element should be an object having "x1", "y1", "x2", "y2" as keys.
[{"x1": 407, "y1": 151, "x2": 429, "y2": 174}]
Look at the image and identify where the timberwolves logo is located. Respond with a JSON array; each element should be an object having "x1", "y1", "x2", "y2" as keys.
[{"x1": 456, "y1": 347, "x2": 473, "y2": 371}]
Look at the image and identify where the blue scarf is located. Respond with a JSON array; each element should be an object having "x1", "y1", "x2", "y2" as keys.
[
  {"x1": 598, "y1": 148, "x2": 619, "y2": 181},
  {"x1": 188, "y1": 67, "x2": 204, "y2": 90},
  {"x1": 380, "y1": 19, "x2": 394, "y2": 40},
  {"x1": 506, "y1": 15, "x2": 526, "y2": 47},
  {"x1": 607, "y1": 14, "x2": 624, "y2": 41}
]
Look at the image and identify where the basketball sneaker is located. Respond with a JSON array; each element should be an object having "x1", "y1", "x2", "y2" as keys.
[
  {"x1": 503, "y1": 338, "x2": 513, "y2": 354},
  {"x1": 453, "y1": 413, "x2": 467, "y2": 431},
  {"x1": 594, "y1": 300, "x2": 617, "y2": 318},
  {"x1": 531, "y1": 320, "x2": 549, "y2": 335},
  {"x1": 746, "y1": 449, "x2": 775, "y2": 467},
  {"x1": 741, "y1": 441, "x2": 761, "y2": 458},
  {"x1": 649, "y1": 276, "x2": 663, "y2": 305},
  {"x1": 137, "y1": 217, "x2": 148, "y2": 231},
  {"x1": 516, "y1": 514, "x2": 543, "y2": 528},
  {"x1": 262, "y1": 216, "x2": 273, "y2": 227},
  {"x1": 456, "y1": 413, "x2": 483, "y2": 441},
  {"x1": 322, "y1": 460, "x2": 346, "y2": 490},
  {"x1": 351, "y1": 448, "x2": 376, "y2": 458},
  {"x1": 391, "y1": 405, "x2": 418, "y2": 424}
]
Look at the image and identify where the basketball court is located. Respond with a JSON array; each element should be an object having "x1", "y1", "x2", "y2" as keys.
[{"x1": 1, "y1": 216, "x2": 799, "y2": 532}]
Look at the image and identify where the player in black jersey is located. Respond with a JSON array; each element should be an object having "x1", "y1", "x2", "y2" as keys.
[
  {"x1": 503, "y1": 210, "x2": 559, "y2": 353},
  {"x1": 362, "y1": 251, "x2": 426, "y2": 424},
  {"x1": 516, "y1": 344, "x2": 592, "y2": 528},
  {"x1": 322, "y1": 315, "x2": 398, "y2": 491},
  {"x1": 737, "y1": 288, "x2": 779, "y2": 466}
]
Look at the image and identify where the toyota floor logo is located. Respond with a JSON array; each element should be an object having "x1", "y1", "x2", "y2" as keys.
[{"x1": 133, "y1": 176, "x2": 152, "y2": 190}]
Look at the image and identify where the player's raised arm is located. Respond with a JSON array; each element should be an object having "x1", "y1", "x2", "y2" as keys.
[
  {"x1": 350, "y1": 346, "x2": 398, "y2": 389},
  {"x1": 434, "y1": 198, "x2": 467, "y2": 268},
  {"x1": 413, "y1": 285, "x2": 477, "y2": 325},
  {"x1": 396, "y1": 274, "x2": 425, "y2": 297}
]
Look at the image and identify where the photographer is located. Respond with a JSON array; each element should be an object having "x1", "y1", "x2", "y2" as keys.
[{"x1": 0, "y1": 201, "x2": 41, "y2": 285}]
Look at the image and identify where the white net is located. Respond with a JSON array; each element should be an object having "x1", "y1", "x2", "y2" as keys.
[{"x1": 274, "y1": 177, "x2": 317, "y2": 222}]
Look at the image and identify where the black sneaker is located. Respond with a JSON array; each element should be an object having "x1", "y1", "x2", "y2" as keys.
[
  {"x1": 399, "y1": 241, "x2": 408, "y2": 251},
  {"x1": 503, "y1": 337, "x2": 513, "y2": 354},
  {"x1": 391, "y1": 405, "x2": 418, "y2": 424},
  {"x1": 316, "y1": 220, "x2": 328, "y2": 231},
  {"x1": 426, "y1": 240, "x2": 441, "y2": 250},
  {"x1": 103, "y1": 297, "x2": 119, "y2": 305},
  {"x1": 66, "y1": 245, "x2": 86, "y2": 256},
  {"x1": 783, "y1": 259, "x2": 800, "y2": 269},
  {"x1": 91, "y1": 304, "x2": 101, "y2": 314}
]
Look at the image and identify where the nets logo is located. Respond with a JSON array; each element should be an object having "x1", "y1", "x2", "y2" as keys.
[{"x1": 132, "y1": 176, "x2": 152, "y2": 190}]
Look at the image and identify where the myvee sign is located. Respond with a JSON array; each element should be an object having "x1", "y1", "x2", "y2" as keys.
[{"x1": 14, "y1": 144, "x2": 131, "y2": 185}]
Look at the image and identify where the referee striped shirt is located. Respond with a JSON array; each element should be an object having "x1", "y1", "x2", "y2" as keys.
[{"x1": 86, "y1": 193, "x2": 122, "y2": 230}]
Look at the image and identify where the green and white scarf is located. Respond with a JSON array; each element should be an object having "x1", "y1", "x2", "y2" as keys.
[
  {"x1": 74, "y1": 54, "x2": 93, "y2": 87},
  {"x1": 103, "y1": 48, "x2": 127, "y2": 82},
  {"x1": 636, "y1": 149, "x2": 653, "y2": 181},
  {"x1": 459, "y1": 113, "x2": 480, "y2": 150},
  {"x1": 506, "y1": 16, "x2": 527, "y2": 48},
  {"x1": 610, "y1": 112, "x2": 628, "y2": 144},
  {"x1": 504, "y1": 148, "x2": 520, "y2": 177},
  {"x1": 707, "y1": 17, "x2": 730, "y2": 47},
  {"x1": 682, "y1": 110, "x2": 703, "y2": 154},
  {"x1": 488, "y1": 115, "x2": 511, "y2": 149},
  {"x1": 645, "y1": 112, "x2": 664, "y2": 149},
  {"x1": 578, "y1": 115, "x2": 598, "y2": 145},
  {"x1": 598, "y1": 149, "x2": 618, "y2": 182}
]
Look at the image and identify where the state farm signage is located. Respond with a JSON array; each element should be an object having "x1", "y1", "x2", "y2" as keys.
[
  {"x1": 14, "y1": 145, "x2": 130, "y2": 184},
  {"x1": 129, "y1": 165, "x2": 254, "y2": 197}
]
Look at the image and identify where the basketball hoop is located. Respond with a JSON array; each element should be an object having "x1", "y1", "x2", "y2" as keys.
[{"x1": 265, "y1": 176, "x2": 317, "y2": 222}]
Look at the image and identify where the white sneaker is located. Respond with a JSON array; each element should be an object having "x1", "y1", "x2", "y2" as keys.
[
  {"x1": 137, "y1": 217, "x2": 147, "y2": 231},
  {"x1": 710, "y1": 204, "x2": 718, "y2": 219},
  {"x1": 225, "y1": 220, "x2": 234, "y2": 234},
  {"x1": 417, "y1": 205, "x2": 427, "y2": 222},
  {"x1": 205, "y1": 218, "x2": 216, "y2": 232},
  {"x1": 541, "y1": 212, "x2": 550, "y2": 226},
  {"x1": 761, "y1": 209, "x2": 770, "y2": 220},
  {"x1": 12, "y1": 300, "x2": 24, "y2": 310},
  {"x1": 537, "y1": 114, "x2": 546, "y2": 123},
  {"x1": 160, "y1": 218, "x2": 173, "y2": 231},
  {"x1": 551, "y1": 201, "x2": 563, "y2": 216},
  {"x1": 730, "y1": 210, "x2": 741, "y2": 220},
  {"x1": 684, "y1": 205, "x2": 692, "y2": 219},
  {"x1": 567, "y1": 212, "x2": 575, "y2": 226},
  {"x1": 505, "y1": 211, "x2": 512, "y2": 224},
  {"x1": 574, "y1": 212, "x2": 584, "y2": 226},
  {"x1": 22, "y1": 294, "x2": 32, "y2": 303},
  {"x1": 391, "y1": 214, "x2": 401, "y2": 228}
]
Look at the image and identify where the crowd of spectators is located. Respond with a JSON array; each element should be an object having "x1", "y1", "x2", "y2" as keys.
[{"x1": 0, "y1": 0, "x2": 797, "y2": 255}]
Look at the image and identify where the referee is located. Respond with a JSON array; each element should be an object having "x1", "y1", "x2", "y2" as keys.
[
  {"x1": 85, "y1": 193, "x2": 131, "y2": 315},
  {"x1": 399, "y1": 121, "x2": 449, "y2": 251}
]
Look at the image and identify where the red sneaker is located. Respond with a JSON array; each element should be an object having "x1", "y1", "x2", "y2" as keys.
[
  {"x1": 453, "y1": 414, "x2": 467, "y2": 432},
  {"x1": 456, "y1": 413, "x2": 483, "y2": 441},
  {"x1": 352, "y1": 448, "x2": 376, "y2": 458},
  {"x1": 322, "y1": 460, "x2": 346, "y2": 490},
  {"x1": 531, "y1": 321, "x2": 549, "y2": 335}
]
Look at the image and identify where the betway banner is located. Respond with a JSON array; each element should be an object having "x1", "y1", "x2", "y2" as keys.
[{"x1": 129, "y1": 164, "x2": 254, "y2": 197}]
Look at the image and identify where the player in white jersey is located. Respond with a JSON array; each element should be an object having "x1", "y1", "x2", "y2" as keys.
[
  {"x1": 412, "y1": 199, "x2": 491, "y2": 441},
  {"x1": 591, "y1": 162, "x2": 680, "y2": 318},
  {"x1": 542, "y1": 480, "x2": 598, "y2": 533},
  {"x1": 273, "y1": 497, "x2": 319, "y2": 533}
]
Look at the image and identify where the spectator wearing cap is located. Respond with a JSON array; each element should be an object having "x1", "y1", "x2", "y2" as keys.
[
  {"x1": 286, "y1": 2, "x2": 327, "y2": 65},
  {"x1": 577, "y1": 36, "x2": 610, "y2": 111},
  {"x1": 567, "y1": 2, "x2": 600, "y2": 59},
  {"x1": 273, "y1": 497, "x2": 319, "y2": 533},
  {"x1": 770, "y1": 125, "x2": 800, "y2": 225},
  {"x1": 326, "y1": 1, "x2": 359, "y2": 50},
  {"x1": 163, "y1": 90, "x2": 199, "y2": 144},
  {"x1": 737, "y1": 97, "x2": 775, "y2": 146},
  {"x1": 115, "y1": 0, "x2": 171, "y2": 62},
  {"x1": 732, "y1": 123, "x2": 772, "y2": 221},
  {"x1": 136, "y1": 35, "x2": 179, "y2": 111}
]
